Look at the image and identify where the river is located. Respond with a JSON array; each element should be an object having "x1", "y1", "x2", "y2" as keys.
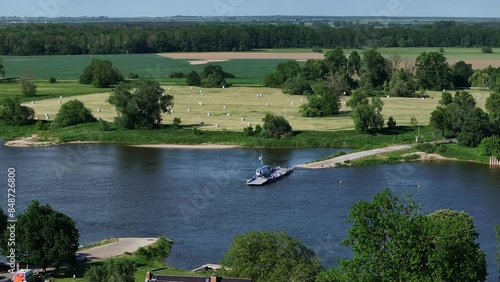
[{"x1": 0, "y1": 143, "x2": 499, "y2": 280}]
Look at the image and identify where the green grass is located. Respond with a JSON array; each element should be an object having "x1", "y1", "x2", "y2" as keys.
[
  {"x1": 0, "y1": 80, "x2": 112, "y2": 103},
  {"x1": 1, "y1": 54, "x2": 301, "y2": 82},
  {"x1": 436, "y1": 143, "x2": 491, "y2": 163}
]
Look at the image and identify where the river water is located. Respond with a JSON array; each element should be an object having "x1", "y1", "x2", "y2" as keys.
[{"x1": 0, "y1": 143, "x2": 499, "y2": 280}]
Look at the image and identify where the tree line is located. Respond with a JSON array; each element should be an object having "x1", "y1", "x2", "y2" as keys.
[{"x1": 2, "y1": 22, "x2": 500, "y2": 55}]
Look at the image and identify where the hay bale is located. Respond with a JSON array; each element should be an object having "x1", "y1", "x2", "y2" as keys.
[
  {"x1": 291, "y1": 102, "x2": 295, "y2": 105},
  {"x1": 266, "y1": 102, "x2": 270, "y2": 106},
  {"x1": 207, "y1": 113, "x2": 211, "y2": 116},
  {"x1": 58, "y1": 100, "x2": 61, "y2": 104},
  {"x1": 31, "y1": 101, "x2": 35, "y2": 104},
  {"x1": 188, "y1": 109, "x2": 192, "y2": 112},
  {"x1": 247, "y1": 122, "x2": 252, "y2": 126},
  {"x1": 59, "y1": 96, "x2": 63, "y2": 99},
  {"x1": 191, "y1": 87, "x2": 194, "y2": 90},
  {"x1": 241, "y1": 118, "x2": 245, "y2": 121},
  {"x1": 301, "y1": 98, "x2": 304, "y2": 102},
  {"x1": 223, "y1": 106, "x2": 227, "y2": 109},
  {"x1": 227, "y1": 113, "x2": 231, "y2": 116}
]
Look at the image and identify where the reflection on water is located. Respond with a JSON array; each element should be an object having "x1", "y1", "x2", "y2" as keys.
[{"x1": 0, "y1": 144, "x2": 498, "y2": 280}]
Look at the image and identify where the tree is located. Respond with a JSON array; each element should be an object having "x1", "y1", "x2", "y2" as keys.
[
  {"x1": 301, "y1": 59, "x2": 328, "y2": 81},
  {"x1": 300, "y1": 73, "x2": 348, "y2": 117},
  {"x1": 84, "y1": 258, "x2": 136, "y2": 282},
  {"x1": 480, "y1": 135, "x2": 500, "y2": 157},
  {"x1": 348, "y1": 51, "x2": 361, "y2": 76},
  {"x1": 486, "y1": 91, "x2": 500, "y2": 133},
  {"x1": 206, "y1": 72, "x2": 227, "y2": 88},
  {"x1": 415, "y1": 52, "x2": 451, "y2": 90},
  {"x1": 283, "y1": 75, "x2": 311, "y2": 95},
  {"x1": 324, "y1": 47, "x2": 348, "y2": 74},
  {"x1": 20, "y1": 71, "x2": 37, "y2": 96},
  {"x1": 220, "y1": 231, "x2": 321, "y2": 282},
  {"x1": 53, "y1": 100, "x2": 96, "y2": 128},
  {"x1": 426, "y1": 210, "x2": 487, "y2": 281},
  {"x1": 15, "y1": 201, "x2": 79, "y2": 271},
  {"x1": 451, "y1": 61, "x2": 474, "y2": 88},
  {"x1": 430, "y1": 91, "x2": 478, "y2": 138},
  {"x1": 264, "y1": 60, "x2": 301, "y2": 88},
  {"x1": 469, "y1": 70, "x2": 490, "y2": 89},
  {"x1": 439, "y1": 91, "x2": 453, "y2": 106},
  {"x1": 481, "y1": 46, "x2": 493, "y2": 53},
  {"x1": 348, "y1": 89, "x2": 384, "y2": 133},
  {"x1": 0, "y1": 57, "x2": 5, "y2": 78},
  {"x1": 0, "y1": 97, "x2": 35, "y2": 125},
  {"x1": 387, "y1": 116, "x2": 397, "y2": 128},
  {"x1": 388, "y1": 69, "x2": 417, "y2": 97},
  {"x1": 261, "y1": 113, "x2": 293, "y2": 138},
  {"x1": 458, "y1": 108, "x2": 491, "y2": 147},
  {"x1": 79, "y1": 59, "x2": 123, "y2": 88},
  {"x1": 108, "y1": 79, "x2": 174, "y2": 129},
  {"x1": 360, "y1": 49, "x2": 390, "y2": 89},
  {"x1": 186, "y1": 71, "x2": 201, "y2": 86},
  {"x1": 334, "y1": 189, "x2": 487, "y2": 282}
]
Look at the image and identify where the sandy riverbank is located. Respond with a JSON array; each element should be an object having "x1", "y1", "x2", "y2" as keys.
[{"x1": 132, "y1": 144, "x2": 241, "y2": 149}]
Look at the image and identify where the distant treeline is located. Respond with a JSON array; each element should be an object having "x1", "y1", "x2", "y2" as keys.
[{"x1": 2, "y1": 22, "x2": 500, "y2": 55}]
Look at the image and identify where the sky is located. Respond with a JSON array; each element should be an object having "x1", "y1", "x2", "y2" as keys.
[{"x1": 1, "y1": 0, "x2": 500, "y2": 18}]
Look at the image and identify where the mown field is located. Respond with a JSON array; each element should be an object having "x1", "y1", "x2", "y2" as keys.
[
  {"x1": 2, "y1": 47, "x2": 500, "y2": 82},
  {"x1": 12, "y1": 82, "x2": 492, "y2": 132}
]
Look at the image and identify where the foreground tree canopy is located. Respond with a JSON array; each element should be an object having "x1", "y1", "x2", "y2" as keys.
[
  {"x1": 220, "y1": 231, "x2": 322, "y2": 282},
  {"x1": 318, "y1": 189, "x2": 487, "y2": 282},
  {"x1": 11, "y1": 201, "x2": 79, "y2": 271},
  {"x1": 108, "y1": 79, "x2": 174, "y2": 129}
]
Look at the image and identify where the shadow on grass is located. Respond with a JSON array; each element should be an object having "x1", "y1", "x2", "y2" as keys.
[{"x1": 376, "y1": 126, "x2": 414, "y2": 136}]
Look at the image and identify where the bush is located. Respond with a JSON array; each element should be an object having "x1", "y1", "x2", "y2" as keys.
[
  {"x1": 480, "y1": 135, "x2": 500, "y2": 156},
  {"x1": 53, "y1": 100, "x2": 96, "y2": 128},
  {"x1": 387, "y1": 116, "x2": 397, "y2": 128},
  {"x1": 243, "y1": 126, "x2": 253, "y2": 136},
  {"x1": 416, "y1": 143, "x2": 437, "y2": 154},
  {"x1": 193, "y1": 127, "x2": 203, "y2": 135},
  {"x1": 254, "y1": 124, "x2": 262, "y2": 135},
  {"x1": 79, "y1": 59, "x2": 123, "y2": 88},
  {"x1": 99, "y1": 118, "x2": 113, "y2": 132},
  {"x1": 84, "y1": 258, "x2": 136, "y2": 282},
  {"x1": 135, "y1": 237, "x2": 173, "y2": 262},
  {"x1": 0, "y1": 97, "x2": 35, "y2": 125},
  {"x1": 262, "y1": 113, "x2": 293, "y2": 139},
  {"x1": 172, "y1": 117, "x2": 182, "y2": 130},
  {"x1": 49, "y1": 77, "x2": 57, "y2": 83},
  {"x1": 20, "y1": 78, "x2": 37, "y2": 96},
  {"x1": 169, "y1": 71, "x2": 185, "y2": 78},
  {"x1": 481, "y1": 46, "x2": 493, "y2": 54},
  {"x1": 186, "y1": 71, "x2": 201, "y2": 86},
  {"x1": 436, "y1": 144, "x2": 448, "y2": 154},
  {"x1": 128, "y1": 73, "x2": 139, "y2": 79}
]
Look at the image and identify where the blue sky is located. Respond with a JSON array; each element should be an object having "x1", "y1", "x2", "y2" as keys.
[{"x1": 2, "y1": 0, "x2": 499, "y2": 18}]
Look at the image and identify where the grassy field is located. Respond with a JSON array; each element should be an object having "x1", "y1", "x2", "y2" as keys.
[
  {"x1": 1, "y1": 54, "x2": 298, "y2": 82},
  {"x1": 18, "y1": 83, "x2": 492, "y2": 131},
  {"x1": 2, "y1": 47, "x2": 499, "y2": 81}
]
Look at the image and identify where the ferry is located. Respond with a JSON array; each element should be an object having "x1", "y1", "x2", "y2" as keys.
[{"x1": 246, "y1": 154, "x2": 293, "y2": 186}]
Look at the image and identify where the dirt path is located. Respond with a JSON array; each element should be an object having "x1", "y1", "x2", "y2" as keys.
[
  {"x1": 78, "y1": 238, "x2": 158, "y2": 260},
  {"x1": 298, "y1": 144, "x2": 414, "y2": 169}
]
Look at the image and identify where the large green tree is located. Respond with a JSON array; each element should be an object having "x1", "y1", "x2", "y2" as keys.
[
  {"x1": 220, "y1": 231, "x2": 322, "y2": 282},
  {"x1": 458, "y1": 108, "x2": 491, "y2": 147},
  {"x1": 415, "y1": 52, "x2": 451, "y2": 90},
  {"x1": 15, "y1": 201, "x2": 79, "y2": 271},
  {"x1": 185, "y1": 71, "x2": 201, "y2": 86},
  {"x1": 0, "y1": 97, "x2": 35, "y2": 125},
  {"x1": 261, "y1": 113, "x2": 293, "y2": 138},
  {"x1": 348, "y1": 51, "x2": 361, "y2": 76},
  {"x1": 388, "y1": 69, "x2": 417, "y2": 97},
  {"x1": 451, "y1": 61, "x2": 474, "y2": 88},
  {"x1": 348, "y1": 89, "x2": 384, "y2": 133},
  {"x1": 302, "y1": 59, "x2": 329, "y2": 81},
  {"x1": 264, "y1": 60, "x2": 301, "y2": 88},
  {"x1": 108, "y1": 79, "x2": 174, "y2": 129},
  {"x1": 430, "y1": 91, "x2": 478, "y2": 138},
  {"x1": 486, "y1": 91, "x2": 500, "y2": 134},
  {"x1": 53, "y1": 100, "x2": 96, "y2": 128},
  {"x1": 360, "y1": 49, "x2": 390, "y2": 89},
  {"x1": 300, "y1": 73, "x2": 349, "y2": 117},
  {"x1": 324, "y1": 47, "x2": 348, "y2": 74},
  {"x1": 79, "y1": 59, "x2": 123, "y2": 88},
  {"x1": 326, "y1": 189, "x2": 487, "y2": 282}
]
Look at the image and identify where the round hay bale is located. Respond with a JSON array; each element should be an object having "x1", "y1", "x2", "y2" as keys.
[
  {"x1": 241, "y1": 118, "x2": 245, "y2": 121},
  {"x1": 188, "y1": 109, "x2": 192, "y2": 112},
  {"x1": 227, "y1": 113, "x2": 231, "y2": 116},
  {"x1": 247, "y1": 122, "x2": 252, "y2": 126}
]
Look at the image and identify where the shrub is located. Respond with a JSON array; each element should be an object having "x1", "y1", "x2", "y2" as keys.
[
  {"x1": 128, "y1": 73, "x2": 139, "y2": 79},
  {"x1": 20, "y1": 79, "x2": 37, "y2": 96},
  {"x1": 49, "y1": 77, "x2": 57, "y2": 83},
  {"x1": 262, "y1": 113, "x2": 293, "y2": 139},
  {"x1": 0, "y1": 97, "x2": 35, "y2": 125},
  {"x1": 480, "y1": 135, "x2": 500, "y2": 156},
  {"x1": 169, "y1": 72, "x2": 185, "y2": 78},
  {"x1": 79, "y1": 59, "x2": 123, "y2": 88},
  {"x1": 193, "y1": 127, "x2": 203, "y2": 135},
  {"x1": 387, "y1": 116, "x2": 397, "y2": 128},
  {"x1": 35, "y1": 120, "x2": 48, "y2": 131},
  {"x1": 53, "y1": 100, "x2": 96, "y2": 128},
  {"x1": 436, "y1": 144, "x2": 448, "y2": 154},
  {"x1": 99, "y1": 118, "x2": 113, "y2": 132},
  {"x1": 416, "y1": 143, "x2": 437, "y2": 154},
  {"x1": 172, "y1": 117, "x2": 182, "y2": 130},
  {"x1": 481, "y1": 46, "x2": 493, "y2": 54},
  {"x1": 186, "y1": 71, "x2": 201, "y2": 86},
  {"x1": 243, "y1": 126, "x2": 253, "y2": 136}
]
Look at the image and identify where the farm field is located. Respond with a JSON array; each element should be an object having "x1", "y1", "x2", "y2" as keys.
[
  {"x1": 2, "y1": 47, "x2": 500, "y2": 82},
  {"x1": 21, "y1": 83, "x2": 492, "y2": 132}
]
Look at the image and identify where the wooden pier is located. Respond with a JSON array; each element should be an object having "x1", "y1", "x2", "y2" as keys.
[{"x1": 490, "y1": 157, "x2": 500, "y2": 167}]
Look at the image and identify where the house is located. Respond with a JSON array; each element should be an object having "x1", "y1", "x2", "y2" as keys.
[{"x1": 151, "y1": 275, "x2": 251, "y2": 282}]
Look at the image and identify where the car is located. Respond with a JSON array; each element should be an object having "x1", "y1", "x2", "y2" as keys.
[{"x1": 76, "y1": 253, "x2": 88, "y2": 262}]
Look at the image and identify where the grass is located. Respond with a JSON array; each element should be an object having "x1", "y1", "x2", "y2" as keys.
[
  {"x1": 15, "y1": 83, "x2": 492, "y2": 132},
  {"x1": 436, "y1": 143, "x2": 491, "y2": 163},
  {"x1": 0, "y1": 80, "x2": 112, "y2": 103}
]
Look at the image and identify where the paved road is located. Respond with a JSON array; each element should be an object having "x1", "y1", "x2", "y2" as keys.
[
  {"x1": 298, "y1": 144, "x2": 415, "y2": 169},
  {"x1": 78, "y1": 238, "x2": 158, "y2": 260}
]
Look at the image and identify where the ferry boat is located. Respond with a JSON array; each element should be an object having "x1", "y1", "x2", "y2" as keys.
[{"x1": 246, "y1": 154, "x2": 293, "y2": 186}]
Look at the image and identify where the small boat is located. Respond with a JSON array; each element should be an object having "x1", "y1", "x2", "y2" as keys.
[{"x1": 246, "y1": 153, "x2": 293, "y2": 186}]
